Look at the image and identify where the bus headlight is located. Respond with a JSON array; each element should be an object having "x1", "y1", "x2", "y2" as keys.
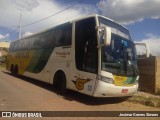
[{"x1": 99, "y1": 76, "x2": 114, "y2": 84}]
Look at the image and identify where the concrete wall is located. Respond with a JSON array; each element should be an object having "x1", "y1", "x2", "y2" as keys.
[
  {"x1": 155, "y1": 58, "x2": 160, "y2": 94},
  {"x1": 138, "y1": 56, "x2": 160, "y2": 94}
]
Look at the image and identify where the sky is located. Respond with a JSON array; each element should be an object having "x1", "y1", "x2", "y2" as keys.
[{"x1": 0, "y1": 0, "x2": 160, "y2": 56}]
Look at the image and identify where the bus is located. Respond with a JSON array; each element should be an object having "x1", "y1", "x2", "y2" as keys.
[{"x1": 6, "y1": 14, "x2": 150, "y2": 97}]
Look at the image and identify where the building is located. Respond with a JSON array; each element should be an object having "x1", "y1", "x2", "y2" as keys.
[{"x1": 0, "y1": 42, "x2": 10, "y2": 57}]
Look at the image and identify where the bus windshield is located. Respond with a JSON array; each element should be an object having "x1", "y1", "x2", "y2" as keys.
[
  {"x1": 101, "y1": 33, "x2": 138, "y2": 77},
  {"x1": 98, "y1": 16, "x2": 138, "y2": 77}
]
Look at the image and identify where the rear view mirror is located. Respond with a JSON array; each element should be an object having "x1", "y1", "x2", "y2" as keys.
[
  {"x1": 96, "y1": 26, "x2": 111, "y2": 47},
  {"x1": 104, "y1": 27, "x2": 111, "y2": 46},
  {"x1": 135, "y1": 43, "x2": 150, "y2": 59}
]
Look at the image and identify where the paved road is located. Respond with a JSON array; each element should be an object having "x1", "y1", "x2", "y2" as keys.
[{"x1": 0, "y1": 69, "x2": 159, "y2": 120}]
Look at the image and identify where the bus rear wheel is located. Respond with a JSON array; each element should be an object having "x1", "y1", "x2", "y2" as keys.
[
  {"x1": 53, "y1": 71, "x2": 67, "y2": 94},
  {"x1": 11, "y1": 65, "x2": 18, "y2": 76},
  {"x1": 10, "y1": 64, "x2": 14, "y2": 75},
  {"x1": 14, "y1": 65, "x2": 18, "y2": 76}
]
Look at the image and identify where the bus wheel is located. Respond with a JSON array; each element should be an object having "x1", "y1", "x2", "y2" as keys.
[
  {"x1": 10, "y1": 64, "x2": 14, "y2": 75},
  {"x1": 53, "y1": 71, "x2": 67, "y2": 94},
  {"x1": 14, "y1": 65, "x2": 18, "y2": 76}
]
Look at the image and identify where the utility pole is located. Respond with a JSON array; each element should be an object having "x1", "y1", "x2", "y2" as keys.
[{"x1": 18, "y1": 13, "x2": 22, "y2": 39}]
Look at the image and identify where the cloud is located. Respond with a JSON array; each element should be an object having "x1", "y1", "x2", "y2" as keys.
[
  {"x1": 23, "y1": 31, "x2": 34, "y2": 37},
  {"x1": 0, "y1": 33, "x2": 9, "y2": 40},
  {"x1": 97, "y1": 0, "x2": 160, "y2": 24},
  {"x1": 136, "y1": 34, "x2": 160, "y2": 56},
  {"x1": 13, "y1": 0, "x2": 39, "y2": 11},
  {"x1": 0, "y1": 0, "x2": 98, "y2": 40},
  {"x1": 75, "y1": 4, "x2": 98, "y2": 15}
]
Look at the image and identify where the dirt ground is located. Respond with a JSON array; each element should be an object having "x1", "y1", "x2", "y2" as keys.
[{"x1": 0, "y1": 67, "x2": 159, "y2": 120}]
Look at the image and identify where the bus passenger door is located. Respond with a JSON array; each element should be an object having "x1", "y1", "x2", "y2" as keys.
[{"x1": 72, "y1": 17, "x2": 98, "y2": 96}]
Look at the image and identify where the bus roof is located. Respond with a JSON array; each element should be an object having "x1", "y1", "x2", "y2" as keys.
[{"x1": 11, "y1": 14, "x2": 128, "y2": 43}]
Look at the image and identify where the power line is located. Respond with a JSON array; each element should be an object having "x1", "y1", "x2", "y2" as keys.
[
  {"x1": 1, "y1": 0, "x2": 85, "y2": 41},
  {"x1": 0, "y1": 0, "x2": 84, "y2": 30},
  {"x1": 23, "y1": 0, "x2": 84, "y2": 27},
  {"x1": 31, "y1": 13, "x2": 86, "y2": 32}
]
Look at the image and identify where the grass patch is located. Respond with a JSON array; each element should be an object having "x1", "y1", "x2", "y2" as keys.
[
  {"x1": 128, "y1": 95, "x2": 160, "y2": 108},
  {"x1": 156, "y1": 87, "x2": 160, "y2": 95}
]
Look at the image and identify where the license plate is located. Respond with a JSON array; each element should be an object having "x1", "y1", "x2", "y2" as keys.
[{"x1": 121, "y1": 89, "x2": 128, "y2": 93}]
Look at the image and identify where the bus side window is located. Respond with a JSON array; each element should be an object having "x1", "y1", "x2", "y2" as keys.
[
  {"x1": 55, "y1": 24, "x2": 72, "y2": 47},
  {"x1": 75, "y1": 17, "x2": 98, "y2": 73}
]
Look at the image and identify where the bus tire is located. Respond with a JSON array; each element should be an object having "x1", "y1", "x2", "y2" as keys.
[
  {"x1": 53, "y1": 71, "x2": 67, "y2": 94},
  {"x1": 60, "y1": 73, "x2": 67, "y2": 94},
  {"x1": 14, "y1": 65, "x2": 18, "y2": 76},
  {"x1": 10, "y1": 64, "x2": 14, "y2": 75}
]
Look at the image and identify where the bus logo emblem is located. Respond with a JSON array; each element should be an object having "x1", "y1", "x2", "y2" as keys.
[{"x1": 72, "y1": 77, "x2": 91, "y2": 90}]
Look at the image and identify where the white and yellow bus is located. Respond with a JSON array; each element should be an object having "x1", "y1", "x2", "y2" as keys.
[{"x1": 6, "y1": 14, "x2": 150, "y2": 97}]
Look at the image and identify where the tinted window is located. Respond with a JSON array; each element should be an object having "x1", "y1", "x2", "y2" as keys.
[
  {"x1": 101, "y1": 33, "x2": 138, "y2": 76},
  {"x1": 9, "y1": 23, "x2": 72, "y2": 52},
  {"x1": 55, "y1": 24, "x2": 72, "y2": 46},
  {"x1": 75, "y1": 17, "x2": 98, "y2": 73}
]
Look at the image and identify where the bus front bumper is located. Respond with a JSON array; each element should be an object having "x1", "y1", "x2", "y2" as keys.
[{"x1": 93, "y1": 80, "x2": 138, "y2": 97}]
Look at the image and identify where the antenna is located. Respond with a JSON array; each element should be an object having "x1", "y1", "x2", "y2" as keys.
[{"x1": 18, "y1": 13, "x2": 22, "y2": 39}]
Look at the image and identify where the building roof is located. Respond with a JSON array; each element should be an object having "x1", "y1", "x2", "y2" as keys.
[{"x1": 0, "y1": 42, "x2": 10, "y2": 48}]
